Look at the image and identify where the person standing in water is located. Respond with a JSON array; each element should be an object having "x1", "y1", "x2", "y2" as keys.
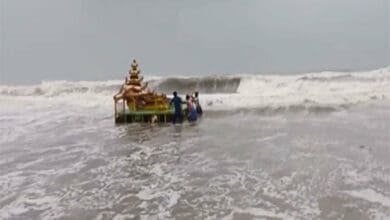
[
  {"x1": 170, "y1": 91, "x2": 183, "y2": 124},
  {"x1": 193, "y1": 91, "x2": 203, "y2": 116},
  {"x1": 186, "y1": 94, "x2": 198, "y2": 122}
]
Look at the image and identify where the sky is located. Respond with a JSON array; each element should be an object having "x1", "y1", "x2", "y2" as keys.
[{"x1": 0, "y1": 0, "x2": 389, "y2": 84}]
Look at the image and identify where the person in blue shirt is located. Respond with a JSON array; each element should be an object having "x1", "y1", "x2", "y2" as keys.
[{"x1": 170, "y1": 91, "x2": 183, "y2": 124}]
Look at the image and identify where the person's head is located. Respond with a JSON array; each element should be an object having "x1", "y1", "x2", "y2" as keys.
[
  {"x1": 185, "y1": 94, "x2": 190, "y2": 100},
  {"x1": 194, "y1": 91, "x2": 199, "y2": 97},
  {"x1": 173, "y1": 91, "x2": 177, "y2": 97}
]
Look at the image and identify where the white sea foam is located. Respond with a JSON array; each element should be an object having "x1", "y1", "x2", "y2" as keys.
[
  {"x1": 0, "y1": 67, "x2": 389, "y2": 112},
  {"x1": 221, "y1": 207, "x2": 292, "y2": 220},
  {"x1": 343, "y1": 189, "x2": 390, "y2": 207},
  {"x1": 112, "y1": 213, "x2": 136, "y2": 220}
]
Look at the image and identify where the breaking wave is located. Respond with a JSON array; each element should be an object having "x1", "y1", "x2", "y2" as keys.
[
  {"x1": 0, "y1": 67, "x2": 389, "y2": 114},
  {"x1": 0, "y1": 76, "x2": 242, "y2": 97},
  {"x1": 0, "y1": 80, "x2": 123, "y2": 97},
  {"x1": 149, "y1": 76, "x2": 241, "y2": 94}
]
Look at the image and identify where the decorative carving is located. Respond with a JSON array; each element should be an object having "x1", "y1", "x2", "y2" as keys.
[{"x1": 114, "y1": 59, "x2": 169, "y2": 111}]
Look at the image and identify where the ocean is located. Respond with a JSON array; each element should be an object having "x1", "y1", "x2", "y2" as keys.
[{"x1": 1, "y1": 67, "x2": 390, "y2": 219}]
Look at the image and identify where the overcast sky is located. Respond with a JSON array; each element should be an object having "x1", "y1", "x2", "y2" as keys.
[{"x1": 0, "y1": 0, "x2": 389, "y2": 84}]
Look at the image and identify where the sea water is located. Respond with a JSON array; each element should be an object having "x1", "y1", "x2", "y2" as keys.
[{"x1": 1, "y1": 67, "x2": 390, "y2": 219}]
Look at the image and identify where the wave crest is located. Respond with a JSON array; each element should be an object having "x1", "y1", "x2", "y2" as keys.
[
  {"x1": 0, "y1": 67, "x2": 389, "y2": 114},
  {"x1": 150, "y1": 76, "x2": 241, "y2": 94}
]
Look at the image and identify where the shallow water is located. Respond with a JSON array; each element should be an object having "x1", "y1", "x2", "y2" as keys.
[
  {"x1": 1, "y1": 68, "x2": 390, "y2": 219},
  {"x1": 1, "y1": 97, "x2": 390, "y2": 219}
]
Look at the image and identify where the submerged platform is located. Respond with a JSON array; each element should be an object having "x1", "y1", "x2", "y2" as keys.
[
  {"x1": 115, "y1": 109, "x2": 174, "y2": 123},
  {"x1": 114, "y1": 103, "x2": 189, "y2": 124}
]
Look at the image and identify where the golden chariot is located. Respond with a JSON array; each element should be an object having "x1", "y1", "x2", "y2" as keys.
[{"x1": 113, "y1": 60, "x2": 178, "y2": 123}]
